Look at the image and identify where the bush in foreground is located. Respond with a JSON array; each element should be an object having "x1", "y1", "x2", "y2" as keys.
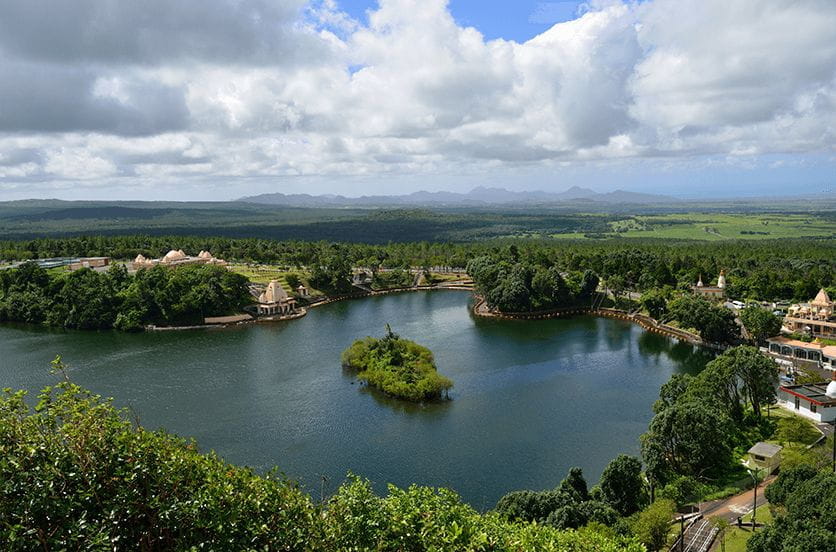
[{"x1": 0, "y1": 380, "x2": 643, "y2": 551}]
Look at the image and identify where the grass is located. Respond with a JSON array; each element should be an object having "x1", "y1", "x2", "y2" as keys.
[
  {"x1": 608, "y1": 213, "x2": 836, "y2": 241},
  {"x1": 227, "y1": 263, "x2": 324, "y2": 296},
  {"x1": 718, "y1": 507, "x2": 775, "y2": 552},
  {"x1": 424, "y1": 272, "x2": 470, "y2": 284}
]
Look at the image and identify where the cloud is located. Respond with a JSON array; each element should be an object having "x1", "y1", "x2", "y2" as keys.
[
  {"x1": 0, "y1": 0, "x2": 834, "y2": 196},
  {"x1": 0, "y1": 0, "x2": 324, "y2": 66}
]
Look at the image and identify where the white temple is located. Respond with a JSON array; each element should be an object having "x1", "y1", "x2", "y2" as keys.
[
  {"x1": 132, "y1": 249, "x2": 227, "y2": 270},
  {"x1": 693, "y1": 270, "x2": 726, "y2": 300}
]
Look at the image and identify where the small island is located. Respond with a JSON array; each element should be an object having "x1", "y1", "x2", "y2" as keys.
[{"x1": 341, "y1": 325, "x2": 453, "y2": 402}]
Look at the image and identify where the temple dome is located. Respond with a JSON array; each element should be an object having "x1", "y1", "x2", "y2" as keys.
[
  {"x1": 827, "y1": 379, "x2": 836, "y2": 399},
  {"x1": 134, "y1": 254, "x2": 146, "y2": 263},
  {"x1": 163, "y1": 249, "x2": 186, "y2": 262}
]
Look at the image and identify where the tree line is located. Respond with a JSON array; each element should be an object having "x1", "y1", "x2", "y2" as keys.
[
  {"x1": 2, "y1": 236, "x2": 834, "y2": 302},
  {"x1": 0, "y1": 262, "x2": 251, "y2": 331}
]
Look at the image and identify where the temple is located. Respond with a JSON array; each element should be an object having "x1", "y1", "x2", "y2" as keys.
[
  {"x1": 692, "y1": 270, "x2": 726, "y2": 301},
  {"x1": 256, "y1": 280, "x2": 298, "y2": 316},
  {"x1": 783, "y1": 288, "x2": 836, "y2": 339},
  {"x1": 132, "y1": 250, "x2": 227, "y2": 270}
]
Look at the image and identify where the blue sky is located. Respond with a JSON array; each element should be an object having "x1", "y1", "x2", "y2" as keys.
[
  {"x1": 0, "y1": 0, "x2": 833, "y2": 201},
  {"x1": 337, "y1": 0, "x2": 584, "y2": 42}
]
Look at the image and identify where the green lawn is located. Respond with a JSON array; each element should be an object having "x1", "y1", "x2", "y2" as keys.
[
  {"x1": 719, "y1": 507, "x2": 775, "y2": 552},
  {"x1": 227, "y1": 264, "x2": 324, "y2": 296},
  {"x1": 609, "y1": 213, "x2": 836, "y2": 240}
]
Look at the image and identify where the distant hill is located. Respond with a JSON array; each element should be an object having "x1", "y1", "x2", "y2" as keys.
[{"x1": 238, "y1": 186, "x2": 676, "y2": 207}]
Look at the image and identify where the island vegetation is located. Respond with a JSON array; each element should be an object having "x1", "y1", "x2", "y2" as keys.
[{"x1": 341, "y1": 325, "x2": 453, "y2": 402}]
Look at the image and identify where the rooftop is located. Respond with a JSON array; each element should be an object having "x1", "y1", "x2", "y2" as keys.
[
  {"x1": 780, "y1": 382, "x2": 836, "y2": 406},
  {"x1": 748, "y1": 442, "x2": 782, "y2": 458},
  {"x1": 768, "y1": 336, "x2": 828, "y2": 350}
]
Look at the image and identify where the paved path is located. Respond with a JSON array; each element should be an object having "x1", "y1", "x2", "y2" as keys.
[{"x1": 701, "y1": 475, "x2": 774, "y2": 523}]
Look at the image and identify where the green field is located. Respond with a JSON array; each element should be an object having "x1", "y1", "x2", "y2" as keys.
[
  {"x1": 227, "y1": 263, "x2": 325, "y2": 297},
  {"x1": 607, "y1": 213, "x2": 836, "y2": 240}
]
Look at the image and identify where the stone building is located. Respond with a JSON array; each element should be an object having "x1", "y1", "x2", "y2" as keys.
[
  {"x1": 784, "y1": 289, "x2": 836, "y2": 339},
  {"x1": 256, "y1": 280, "x2": 298, "y2": 316}
]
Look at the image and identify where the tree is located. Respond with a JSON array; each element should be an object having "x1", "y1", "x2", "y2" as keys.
[
  {"x1": 640, "y1": 288, "x2": 669, "y2": 320},
  {"x1": 641, "y1": 401, "x2": 735, "y2": 482},
  {"x1": 668, "y1": 295, "x2": 739, "y2": 343},
  {"x1": 658, "y1": 476, "x2": 708, "y2": 508},
  {"x1": 558, "y1": 467, "x2": 590, "y2": 502},
  {"x1": 494, "y1": 489, "x2": 573, "y2": 523},
  {"x1": 707, "y1": 346, "x2": 778, "y2": 419},
  {"x1": 598, "y1": 455, "x2": 647, "y2": 516},
  {"x1": 750, "y1": 469, "x2": 836, "y2": 552},
  {"x1": 547, "y1": 500, "x2": 618, "y2": 530},
  {"x1": 631, "y1": 499, "x2": 675, "y2": 552},
  {"x1": 579, "y1": 270, "x2": 600, "y2": 300},
  {"x1": 607, "y1": 275, "x2": 627, "y2": 300},
  {"x1": 653, "y1": 373, "x2": 693, "y2": 414},
  {"x1": 686, "y1": 355, "x2": 745, "y2": 423},
  {"x1": 740, "y1": 306, "x2": 782, "y2": 344}
]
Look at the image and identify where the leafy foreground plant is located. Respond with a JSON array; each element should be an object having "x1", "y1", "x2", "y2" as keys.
[
  {"x1": 341, "y1": 325, "x2": 453, "y2": 402},
  {"x1": 0, "y1": 381, "x2": 644, "y2": 551}
]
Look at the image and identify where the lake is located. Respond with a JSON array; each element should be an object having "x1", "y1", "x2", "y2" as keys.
[{"x1": 0, "y1": 290, "x2": 712, "y2": 508}]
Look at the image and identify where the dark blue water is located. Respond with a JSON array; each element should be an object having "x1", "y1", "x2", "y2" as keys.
[{"x1": 0, "y1": 291, "x2": 711, "y2": 508}]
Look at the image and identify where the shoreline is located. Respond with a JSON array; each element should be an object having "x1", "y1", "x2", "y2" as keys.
[
  {"x1": 471, "y1": 295, "x2": 726, "y2": 351},
  {"x1": 146, "y1": 284, "x2": 473, "y2": 331}
]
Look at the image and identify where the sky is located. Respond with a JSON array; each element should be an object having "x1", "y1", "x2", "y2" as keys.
[{"x1": 0, "y1": 0, "x2": 834, "y2": 201}]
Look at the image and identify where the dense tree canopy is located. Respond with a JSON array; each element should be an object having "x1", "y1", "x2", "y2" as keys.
[
  {"x1": 739, "y1": 305, "x2": 782, "y2": 344},
  {"x1": 597, "y1": 455, "x2": 648, "y2": 516},
  {"x1": 667, "y1": 295, "x2": 739, "y2": 343},
  {"x1": 0, "y1": 262, "x2": 251, "y2": 330},
  {"x1": 2, "y1": 236, "x2": 834, "y2": 311},
  {"x1": 641, "y1": 400, "x2": 735, "y2": 482},
  {"x1": 688, "y1": 346, "x2": 778, "y2": 420},
  {"x1": 468, "y1": 256, "x2": 599, "y2": 313},
  {"x1": 750, "y1": 467, "x2": 836, "y2": 552}
]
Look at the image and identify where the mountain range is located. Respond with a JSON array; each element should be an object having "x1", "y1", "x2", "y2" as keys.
[{"x1": 238, "y1": 186, "x2": 676, "y2": 207}]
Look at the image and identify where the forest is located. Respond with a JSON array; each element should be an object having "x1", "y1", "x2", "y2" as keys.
[
  {"x1": 2, "y1": 235, "x2": 834, "y2": 302},
  {"x1": 0, "y1": 262, "x2": 251, "y2": 331}
]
